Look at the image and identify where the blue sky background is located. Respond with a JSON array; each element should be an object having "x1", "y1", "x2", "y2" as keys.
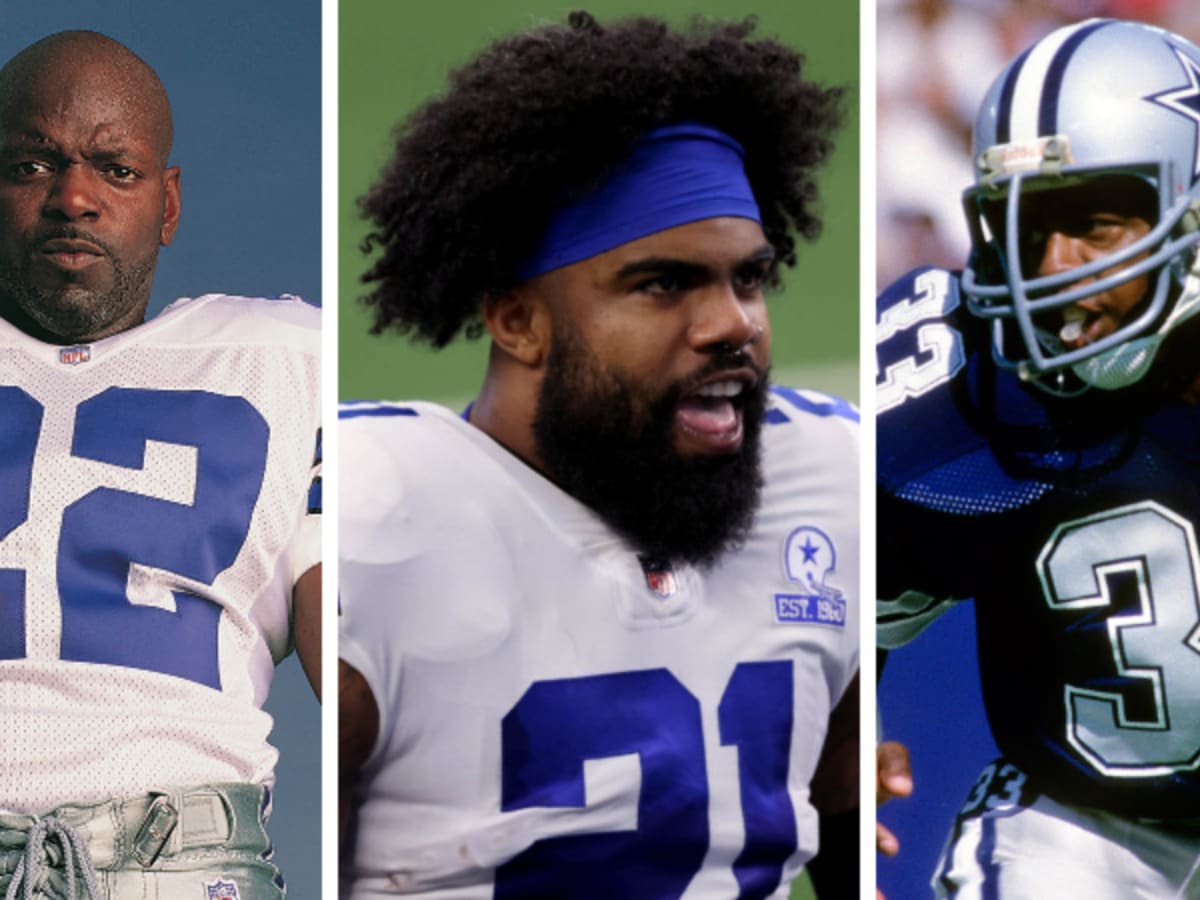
[{"x1": 1, "y1": 3, "x2": 322, "y2": 894}]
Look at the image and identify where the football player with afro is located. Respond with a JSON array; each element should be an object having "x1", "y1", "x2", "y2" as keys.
[{"x1": 339, "y1": 10, "x2": 860, "y2": 899}]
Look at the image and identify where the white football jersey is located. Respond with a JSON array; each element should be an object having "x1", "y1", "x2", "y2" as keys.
[
  {"x1": 0, "y1": 294, "x2": 320, "y2": 813},
  {"x1": 339, "y1": 390, "x2": 859, "y2": 899}
]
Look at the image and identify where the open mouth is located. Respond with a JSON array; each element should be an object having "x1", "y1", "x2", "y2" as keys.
[
  {"x1": 674, "y1": 374, "x2": 755, "y2": 454},
  {"x1": 1056, "y1": 305, "x2": 1108, "y2": 349}
]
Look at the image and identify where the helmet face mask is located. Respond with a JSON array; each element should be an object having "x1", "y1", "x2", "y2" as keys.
[{"x1": 961, "y1": 19, "x2": 1200, "y2": 396}]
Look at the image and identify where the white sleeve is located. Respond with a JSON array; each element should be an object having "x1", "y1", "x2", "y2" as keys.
[{"x1": 337, "y1": 415, "x2": 411, "y2": 764}]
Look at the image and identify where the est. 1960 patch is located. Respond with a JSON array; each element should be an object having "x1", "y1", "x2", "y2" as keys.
[{"x1": 774, "y1": 525, "x2": 846, "y2": 628}]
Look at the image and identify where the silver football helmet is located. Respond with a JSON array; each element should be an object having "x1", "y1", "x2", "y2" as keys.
[{"x1": 962, "y1": 19, "x2": 1200, "y2": 395}]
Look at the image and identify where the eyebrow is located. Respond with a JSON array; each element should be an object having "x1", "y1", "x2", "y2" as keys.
[
  {"x1": 0, "y1": 133, "x2": 59, "y2": 152},
  {"x1": 615, "y1": 243, "x2": 776, "y2": 279},
  {"x1": 0, "y1": 132, "x2": 150, "y2": 161}
]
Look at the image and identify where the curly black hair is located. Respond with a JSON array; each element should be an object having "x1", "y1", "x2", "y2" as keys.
[{"x1": 359, "y1": 10, "x2": 845, "y2": 347}]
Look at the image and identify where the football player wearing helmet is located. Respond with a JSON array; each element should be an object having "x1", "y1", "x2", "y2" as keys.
[
  {"x1": 876, "y1": 18, "x2": 1200, "y2": 899},
  {"x1": 339, "y1": 12, "x2": 860, "y2": 899},
  {"x1": 0, "y1": 31, "x2": 320, "y2": 899}
]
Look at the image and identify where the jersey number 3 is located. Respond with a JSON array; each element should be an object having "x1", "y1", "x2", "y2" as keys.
[
  {"x1": 499, "y1": 662, "x2": 796, "y2": 899},
  {"x1": 1039, "y1": 501, "x2": 1200, "y2": 776},
  {"x1": 0, "y1": 386, "x2": 268, "y2": 690}
]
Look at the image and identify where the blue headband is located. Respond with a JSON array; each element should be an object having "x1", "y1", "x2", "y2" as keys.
[{"x1": 516, "y1": 123, "x2": 762, "y2": 281}]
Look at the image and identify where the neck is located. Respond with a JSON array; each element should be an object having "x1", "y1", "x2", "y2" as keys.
[{"x1": 469, "y1": 343, "x2": 548, "y2": 473}]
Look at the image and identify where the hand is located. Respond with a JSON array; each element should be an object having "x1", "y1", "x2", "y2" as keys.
[{"x1": 876, "y1": 740, "x2": 912, "y2": 899}]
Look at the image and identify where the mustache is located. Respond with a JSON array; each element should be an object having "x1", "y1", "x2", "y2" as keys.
[
  {"x1": 674, "y1": 348, "x2": 767, "y2": 396},
  {"x1": 34, "y1": 227, "x2": 117, "y2": 259}
]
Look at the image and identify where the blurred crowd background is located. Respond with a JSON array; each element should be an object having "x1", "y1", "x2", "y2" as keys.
[{"x1": 877, "y1": 0, "x2": 1200, "y2": 290}]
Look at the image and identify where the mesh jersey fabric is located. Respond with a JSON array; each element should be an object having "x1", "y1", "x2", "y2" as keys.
[
  {"x1": 876, "y1": 266, "x2": 1200, "y2": 819},
  {"x1": 0, "y1": 293, "x2": 320, "y2": 813}
]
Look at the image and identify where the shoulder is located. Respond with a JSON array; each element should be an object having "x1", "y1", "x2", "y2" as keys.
[
  {"x1": 338, "y1": 401, "x2": 478, "y2": 561},
  {"x1": 766, "y1": 385, "x2": 859, "y2": 427},
  {"x1": 876, "y1": 266, "x2": 963, "y2": 325},
  {"x1": 338, "y1": 398, "x2": 452, "y2": 487},
  {"x1": 875, "y1": 268, "x2": 987, "y2": 489},
  {"x1": 763, "y1": 385, "x2": 859, "y2": 459},
  {"x1": 339, "y1": 399, "x2": 466, "y2": 467},
  {"x1": 338, "y1": 402, "x2": 519, "y2": 660},
  {"x1": 761, "y1": 386, "x2": 859, "y2": 513},
  {"x1": 152, "y1": 294, "x2": 320, "y2": 355},
  {"x1": 876, "y1": 267, "x2": 971, "y2": 417}
]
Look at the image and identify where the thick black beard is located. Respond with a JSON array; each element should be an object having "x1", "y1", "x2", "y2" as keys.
[{"x1": 533, "y1": 323, "x2": 766, "y2": 570}]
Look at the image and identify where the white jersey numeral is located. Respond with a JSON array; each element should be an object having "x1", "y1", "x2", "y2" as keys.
[
  {"x1": 876, "y1": 270, "x2": 966, "y2": 413},
  {"x1": 1038, "y1": 501, "x2": 1200, "y2": 775}
]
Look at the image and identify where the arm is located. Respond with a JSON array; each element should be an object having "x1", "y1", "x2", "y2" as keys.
[
  {"x1": 806, "y1": 673, "x2": 859, "y2": 900},
  {"x1": 293, "y1": 563, "x2": 321, "y2": 699},
  {"x1": 875, "y1": 646, "x2": 915, "y2": 899},
  {"x1": 876, "y1": 739, "x2": 913, "y2": 854},
  {"x1": 339, "y1": 658, "x2": 380, "y2": 852}
]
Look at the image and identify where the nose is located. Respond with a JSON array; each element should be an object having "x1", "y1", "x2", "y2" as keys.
[
  {"x1": 687, "y1": 283, "x2": 763, "y2": 354},
  {"x1": 44, "y1": 164, "x2": 100, "y2": 222},
  {"x1": 1036, "y1": 230, "x2": 1086, "y2": 278}
]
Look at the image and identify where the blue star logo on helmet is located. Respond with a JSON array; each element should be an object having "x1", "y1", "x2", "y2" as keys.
[{"x1": 1145, "y1": 44, "x2": 1200, "y2": 179}]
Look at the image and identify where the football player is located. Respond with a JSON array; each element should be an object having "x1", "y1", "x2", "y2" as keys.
[
  {"x1": 876, "y1": 18, "x2": 1200, "y2": 898},
  {"x1": 0, "y1": 31, "x2": 320, "y2": 899},
  {"x1": 339, "y1": 12, "x2": 860, "y2": 899}
]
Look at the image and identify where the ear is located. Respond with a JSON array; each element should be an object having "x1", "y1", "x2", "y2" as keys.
[
  {"x1": 160, "y1": 166, "x2": 182, "y2": 246},
  {"x1": 483, "y1": 285, "x2": 551, "y2": 368}
]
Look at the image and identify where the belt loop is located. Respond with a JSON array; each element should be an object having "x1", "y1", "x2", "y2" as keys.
[
  {"x1": 131, "y1": 795, "x2": 179, "y2": 868},
  {"x1": 179, "y1": 788, "x2": 234, "y2": 850}
]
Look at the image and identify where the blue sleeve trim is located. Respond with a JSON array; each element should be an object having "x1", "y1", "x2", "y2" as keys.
[
  {"x1": 764, "y1": 408, "x2": 790, "y2": 425},
  {"x1": 769, "y1": 386, "x2": 859, "y2": 423},
  {"x1": 307, "y1": 428, "x2": 322, "y2": 514},
  {"x1": 338, "y1": 403, "x2": 418, "y2": 420}
]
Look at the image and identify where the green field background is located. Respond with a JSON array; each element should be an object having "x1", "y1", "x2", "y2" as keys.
[
  {"x1": 339, "y1": 3, "x2": 859, "y2": 896},
  {"x1": 339, "y1": 0, "x2": 860, "y2": 409}
]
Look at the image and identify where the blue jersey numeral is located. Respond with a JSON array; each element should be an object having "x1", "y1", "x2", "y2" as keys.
[
  {"x1": 0, "y1": 386, "x2": 269, "y2": 689},
  {"x1": 0, "y1": 386, "x2": 43, "y2": 659},
  {"x1": 498, "y1": 662, "x2": 796, "y2": 898},
  {"x1": 719, "y1": 661, "x2": 797, "y2": 898}
]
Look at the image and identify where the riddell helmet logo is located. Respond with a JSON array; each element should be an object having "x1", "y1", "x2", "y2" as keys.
[{"x1": 58, "y1": 345, "x2": 91, "y2": 365}]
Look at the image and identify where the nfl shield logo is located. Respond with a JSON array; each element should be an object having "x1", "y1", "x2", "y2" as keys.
[
  {"x1": 638, "y1": 555, "x2": 677, "y2": 598},
  {"x1": 205, "y1": 880, "x2": 240, "y2": 900},
  {"x1": 58, "y1": 345, "x2": 91, "y2": 365}
]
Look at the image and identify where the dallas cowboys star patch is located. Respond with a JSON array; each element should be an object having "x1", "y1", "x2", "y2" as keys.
[{"x1": 774, "y1": 525, "x2": 846, "y2": 628}]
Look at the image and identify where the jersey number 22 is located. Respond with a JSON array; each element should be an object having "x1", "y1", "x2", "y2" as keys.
[{"x1": 0, "y1": 386, "x2": 268, "y2": 690}]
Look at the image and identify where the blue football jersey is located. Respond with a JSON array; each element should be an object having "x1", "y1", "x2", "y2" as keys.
[{"x1": 877, "y1": 267, "x2": 1200, "y2": 820}]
